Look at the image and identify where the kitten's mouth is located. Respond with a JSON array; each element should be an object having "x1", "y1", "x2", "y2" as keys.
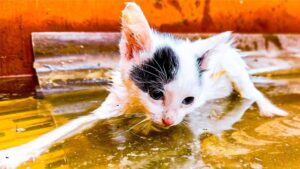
[{"x1": 124, "y1": 115, "x2": 170, "y2": 134}]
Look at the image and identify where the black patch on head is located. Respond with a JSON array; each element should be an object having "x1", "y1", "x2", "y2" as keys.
[{"x1": 130, "y1": 46, "x2": 179, "y2": 99}]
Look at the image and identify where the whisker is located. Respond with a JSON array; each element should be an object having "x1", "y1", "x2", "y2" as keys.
[
  {"x1": 126, "y1": 118, "x2": 149, "y2": 133},
  {"x1": 137, "y1": 121, "x2": 151, "y2": 133},
  {"x1": 132, "y1": 78, "x2": 162, "y2": 85},
  {"x1": 142, "y1": 62, "x2": 167, "y2": 82},
  {"x1": 129, "y1": 130, "x2": 146, "y2": 140},
  {"x1": 152, "y1": 58, "x2": 168, "y2": 82},
  {"x1": 180, "y1": 120, "x2": 189, "y2": 127},
  {"x1": 134, "y1": 65, "x2": 164, "y2": 82}
]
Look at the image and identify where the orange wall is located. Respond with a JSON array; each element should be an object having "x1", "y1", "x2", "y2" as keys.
[{"x1": 1, "y1": 0, "x2": 300, "y2": 76}]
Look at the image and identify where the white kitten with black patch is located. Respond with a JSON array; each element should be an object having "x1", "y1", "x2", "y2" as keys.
[
  {"x1": 117, "y1": 3, "x2": 287, "y2": 126},
  {"x1": 0, "y1": 2, "x2": 287, "y2": 168}
]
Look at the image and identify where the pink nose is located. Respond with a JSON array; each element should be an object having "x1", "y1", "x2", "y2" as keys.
[{"x1": 162, "y1": 117, "x2": 173, "y2": 126}]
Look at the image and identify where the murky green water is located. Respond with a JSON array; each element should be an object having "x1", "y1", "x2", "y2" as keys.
[{"x1": 0, "y1": 74, "x2": 300, "y2": 169}]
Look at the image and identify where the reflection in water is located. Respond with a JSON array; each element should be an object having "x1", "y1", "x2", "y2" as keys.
[
  {"x1": 188, "y1": 96, "x2": 254, "y2": 137},
  {"x1": 0, "y1": 75, "x2": 300, "y2": 168}
]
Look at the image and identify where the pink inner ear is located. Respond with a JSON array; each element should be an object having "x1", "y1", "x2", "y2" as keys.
[
  {"x1": 124, "y1": 31, "x2": 143, "y2": 60},
  {"x1": 120, "y1": 3, "x2": 153, "y2": 61},
  {"x1": 123, "y1": 27, "x2": 153, "y2": 61},
  {"x1": 199, "y1": 51, "x2": 209, "y2": 70}
]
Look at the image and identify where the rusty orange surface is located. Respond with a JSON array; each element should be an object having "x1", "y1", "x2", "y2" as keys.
[{"x1": 1, "y1": 0, "x2": 300, "y2": 76}]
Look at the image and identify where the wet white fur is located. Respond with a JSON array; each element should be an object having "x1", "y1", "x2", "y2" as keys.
[
  {"x1": 0, "y1": 2, "x2": 287, "y2": 169},
  {"x1": 117, "y1": 30, "x2": 288, "y2": 126}
]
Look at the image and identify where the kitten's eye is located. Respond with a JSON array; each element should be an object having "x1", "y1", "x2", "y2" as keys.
[
  {"x1": 149, "y1": 90, "x2": 163, "y2": 100},
  {"x1": 182, "y1": 97, "x2": 194, "y2": 105}
]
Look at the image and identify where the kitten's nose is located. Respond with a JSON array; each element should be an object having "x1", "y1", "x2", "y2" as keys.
[{"x1": 162, "y1": 117, "x2": 173, "y2": 127}]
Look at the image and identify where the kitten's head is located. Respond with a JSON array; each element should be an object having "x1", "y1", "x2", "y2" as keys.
[{"x1": 119, "y1": 3, "x2": 232, "y2": 127}]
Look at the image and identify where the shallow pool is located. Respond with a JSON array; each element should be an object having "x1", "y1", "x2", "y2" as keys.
[{"x1": 0, "y1": 73, "x2": 299, "y2": 169}]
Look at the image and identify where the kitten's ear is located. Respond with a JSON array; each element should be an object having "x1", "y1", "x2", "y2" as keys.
[
  {"x1": 120, "y1": 2, "x2": 153, "y2": 62},
  {"x1": 194, "y1": 31, "x2": 233, "y2": 70},
  {"x1": 194, "y1": 31, "x2": 233, "y2": 50}
]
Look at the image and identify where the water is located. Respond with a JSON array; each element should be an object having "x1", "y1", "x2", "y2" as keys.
[{"x1": 0, "y1": 74, "x2": 299, "y2": 169}]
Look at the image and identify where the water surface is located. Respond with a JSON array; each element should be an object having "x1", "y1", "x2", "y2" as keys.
[{"x1": 0, "y1": 74, "x2": 299, "y2": 169}]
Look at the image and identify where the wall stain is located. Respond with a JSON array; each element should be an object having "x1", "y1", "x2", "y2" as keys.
[
  {"x1": 167, "y1": 0, "x2": 183, "y2": 16},
  {"x1": 253, "y1": 41, "x2": 258, "y2": 50},
  {"x1": 195, "y1": 0, "x2": 201, "y2": 8},
  {"x1": 263, "y1": 34, "x2": 283, "y2": 50},
  {"x1": 154, "y1": 0, "x2": 163, "y2": 10},
  {"x1": 201, "y1": 0, "x2": 214, "y2": 31}
]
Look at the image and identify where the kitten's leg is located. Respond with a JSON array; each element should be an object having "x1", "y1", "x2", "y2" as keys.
[
  {"x1": 0, "y1": 93, "x2": 122, "y2": 169},
  {"x1": 222, "y1": 48, "x2": 288, "y2": 117}
]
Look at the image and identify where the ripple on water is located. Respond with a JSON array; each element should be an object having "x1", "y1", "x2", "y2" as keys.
[
  {"x1": 255, "y1": 115, "x2": 300, "y2": 137},
  {"x1": 201, "y1": 135, "x2": 250, "y2": 157},
  {"x1": 231, "y1": 130, "x2": 276, "y2": 146},
  {"x1": 292, "y1": 116, "x2": 300, "y2": 122}
]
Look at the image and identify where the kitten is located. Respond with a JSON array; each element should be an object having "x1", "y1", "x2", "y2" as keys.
[{"x1": 0, "y1": 2, "x2": 287, "y2": 168}]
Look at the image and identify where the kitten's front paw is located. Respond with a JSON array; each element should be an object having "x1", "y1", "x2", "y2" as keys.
[
  {"x1": 0, "y1": 148, "x2": 40, "y2": 169},
  {"x1": 259, "y1": 104, "x2": 288, "y2": 117}
]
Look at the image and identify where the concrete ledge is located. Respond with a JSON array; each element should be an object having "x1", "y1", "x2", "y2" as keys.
[{"x1": 32, "y1": 32, "x2": 300, "y2": 94}]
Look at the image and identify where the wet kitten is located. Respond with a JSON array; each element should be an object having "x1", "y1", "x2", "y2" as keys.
[
  {"x1": 114, "y1": 2, "x2": 287, "y2": 126},
  {"x1": 0, "y1": 2, "x2": 287, "y2": 168}
]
